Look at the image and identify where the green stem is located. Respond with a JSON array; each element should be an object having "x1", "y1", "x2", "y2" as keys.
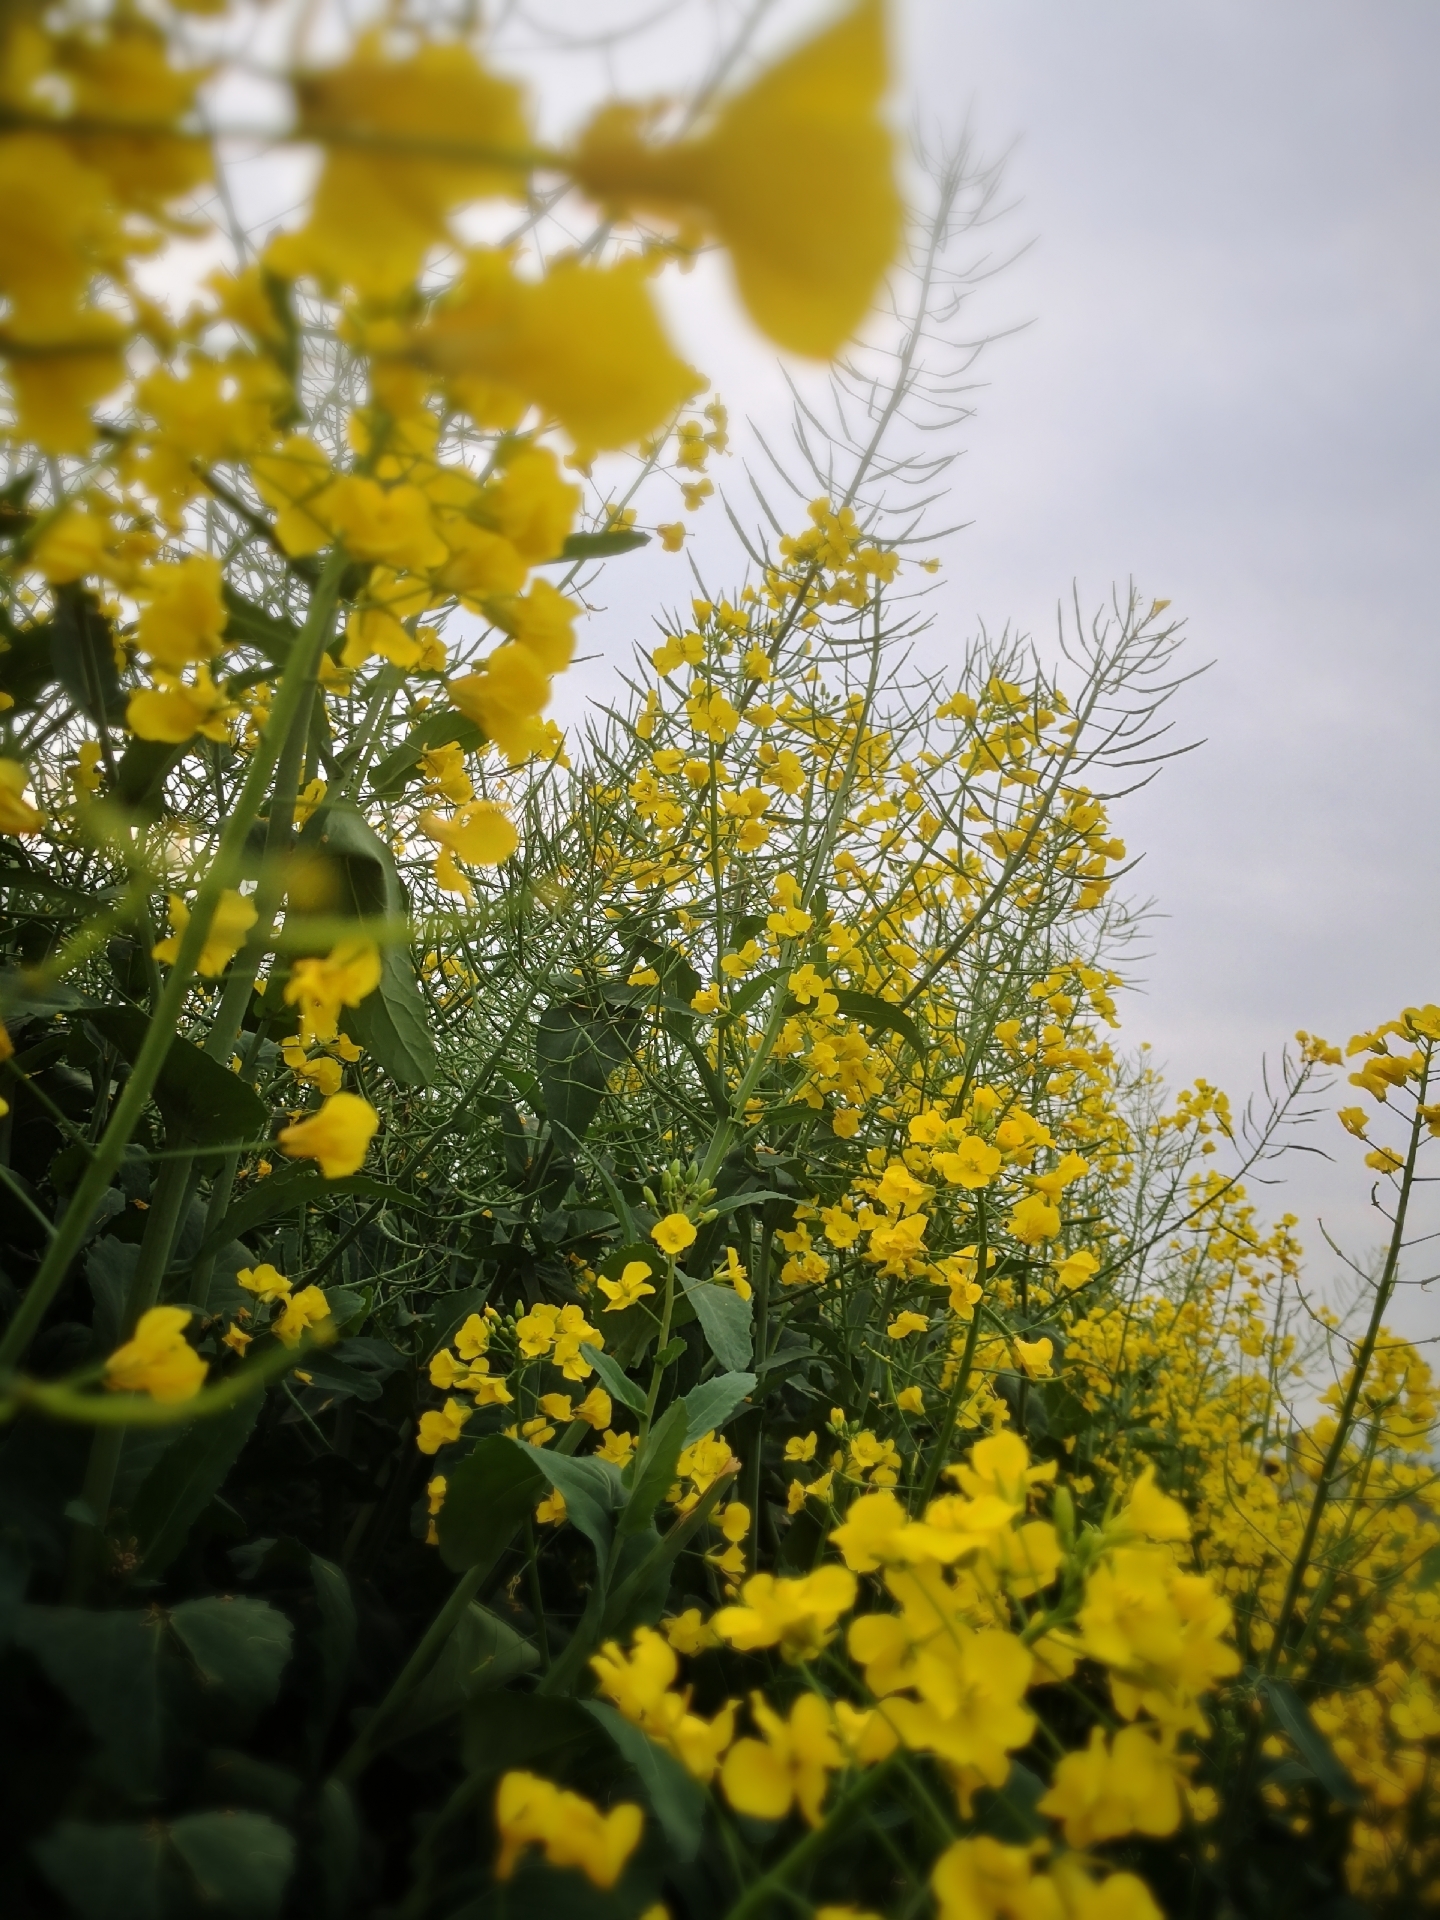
[
  {"x1": 0, "y1": 550, "x2": 345, "y2": 1378},
  {"x1": 335, "y1": 1560, "x2": 485, "y2": 1784},
  {"x1": 721, "y1": 1756, "x2": 896, "y2": 1920},
  {"x1": 1265, "y1": 1064, "x2": 1428, "y2": 1674},
  {"x1": 915, "y1": 1210, "x2": 989, "y2": 1513}
]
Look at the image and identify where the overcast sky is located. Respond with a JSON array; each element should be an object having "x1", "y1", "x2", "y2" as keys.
[{"x1": 545, "y1": 0, "x2": 1440, "y2": 1326}]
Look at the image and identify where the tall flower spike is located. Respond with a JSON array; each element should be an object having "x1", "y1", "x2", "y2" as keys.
[{"x1": 573, "y1": 0, "x2": 900, "y2": 359}]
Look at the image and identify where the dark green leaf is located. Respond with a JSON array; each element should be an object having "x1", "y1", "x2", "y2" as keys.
[
  {"x1": 86, "y1": 1010, "x2": 269, "y2": 1150},
  {"x1": 1259, "y1": 1677, "x2": 1362, "y2": 1807},
  {"x1": 974, "y1": 1759, "x2": 1048, "y2": 1842},
  {"x1": 436, "y1": 1434, "x2": 546, "y2": 1574},
  {"x1": 171, "y1": 1597, "x2": 293, "y2": 1712},
  {"x1": 170, "y1": 1810, "x2": 295, "y2": 1920},
  {"x1": 314, "y1": 1779, "x2": 359, "y2": 1920},
  {"x1": 87, "y1": 1237, "x2": 139, "y2": 1351},
  {"x1": 112, "y1": 737, "x2": 184, "y2": 820},
  {"x1": 619, "y1": 1401, "x2": 688, "y2": 1540},
  {"x1": 461, "y1": 1691, "x2": 597, "y2": 1779},
  {"x1": 16, "y1": 1606, "x2": 165, "y2": 1793},
  {"x1": 368, "y1": 710, "x2": 487, "y2": 798},
  {"x1": 33, "y1": 1820, "x2": 164, "y2": 1920},
  {"x1": 223, "y1": 588, "x2": 298, "y2": 664},
  {"x1": 558, "y1": 528, "x2": 650, "y2": 559},
  {"x1": 308, "y1": 1553, "x2": 355, "y2": 1746},
  {"x1": 128, "y1": 1395, "x2": 260, "y2": 1576},
  {"x1": 583, "y1": 1700, "x2": 704, "y2": 1861},
  {"x1": 678, "y1": 1273, "x2": 753, "y2": 1371},
  {"x1": 680, "y1": 1371, "x2": 756, "y2": 1443},
  {"x1": 297, "y1": 806, "x2": 436, "y2": 1086},
  {"x1": 527, "y1": 1447, "x2": 621, "y2": 1563},
  {"x1": 578, "y1": 1344, "x2": 648, "y2": 1415},
  {"x1": 384, "y1": 1602, "x2": 538, "y2": 1744},
  {"x1": 51, "y1": 587, "x2": 121, "y2": 724},
  {"x1": 535, "y1": 1000, "x2": 638, "y2": 1155},
  {"x1": 830, "y1": 988, "x2": 927, "y2": 1057}
]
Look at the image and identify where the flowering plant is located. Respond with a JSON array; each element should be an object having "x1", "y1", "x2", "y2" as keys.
[{"x1": 0, "y1": 5, "x2": 1436, "y2": 1919}]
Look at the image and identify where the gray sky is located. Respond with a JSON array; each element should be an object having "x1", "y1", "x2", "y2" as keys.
[{"x1": 556, "y1": 0, "x2": 1440, "y2": 1327}]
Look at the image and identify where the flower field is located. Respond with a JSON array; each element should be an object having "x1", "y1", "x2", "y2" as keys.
[{"x1": 0, "y1": 4, "x2": 1435, "y2": 1917}]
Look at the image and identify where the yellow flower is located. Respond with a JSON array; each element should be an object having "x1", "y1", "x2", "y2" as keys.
[
  {"x1": 896, "y1": 1385, "x2": 925, "y2": 1414},
  {"x1": 278, "y1": 1091, "x2": 380, "y2": 1178},
  {"x1": 598, "y1": 1429, "x2": 637, "y2": 1466},
  {"x1": 931, "y1": 1837, "x2": 1057, "y2": 1920},
  {"x1": 272, "y1": 1284, "x2": 332, "y2": 1348},
  {"x1": 1011, "y1": 1335, "x2": 1054, "y2": 1379},
  {"x1": 494, "y1": 1771, "x2": 643, "y2": 1890},
  {"x1": 720, "y1": 1692, "x2": 844, "y2": 1827},
  {"x1": 417, "y1": 1397, "x2": 473, "y2": 1455},
  {"x1": 416, "y1": 251, "x2": 702, "y2": 455},
  {"x1": 448, "y1": 642, "x2": 553, "y2": 765},
  {"x1": 535, "y1": 1489, "x2": 567, "y2": 1526},
  {"x1": 1038, "y1": 1725, "x2": 1182, "y2": 1848},
  {"x1": 0, "y1": 760, "x2": 45, "y2": 836},
  {"x1": 267, "y1": 38, "x2": 531, "y2": 298},
  {"x1": 576, "y1": 1387, "x2": 613, "y2": 1430},
  {"x1": 652, "y1": 1213, "x2": 697, "y2": 1256},
  {"x1": 714, "y1": 1245, "x2": 752, "y2": 1300},
  {"x1": 31, "y1": 506, "x2": 112, "y2": 583},
  {"x1": 573, "y1": 0, "x2": 900, "y2": 358},
  {"x1": 931, "y1": 1136, "x2": 1003, "y2": 1190},
  {"x1": 126, "y1": 664, "x2": 235, "y2": 744},
  {"x1": 104, "y1": 1306, "x2": 207, "y2": 1403},
  {"x1": 251, "y1": 436, "x2": 336, "y2": 556},
  {"x1": 712, "y1": 1565, "x2": 856, "y2": 1661},
  {"x1": 236, "y1": 1263, "x2": 291, "y2": 1304},
  {"x1": 419, "y1": 799, "x2": 518, "y2": 898},
  {"x1": 152, "y1": 889, "x2": 258, "y2": 978},
  {"x1": 598, "y1": 1260, "x2": 656, "y2": 1311},
  {"x1": 1006, "y1": 1193, "x2": 1062, "y2": 1244},
  {"x1": 283, "y1": 941, "x2": 383, "y2": 1047},
  {"x1": 887, "y1": 1310, "x2": 930, "y2": 1340},
  {"x1": 134, "y1": 555, "x2": 228, "y2": 670}
]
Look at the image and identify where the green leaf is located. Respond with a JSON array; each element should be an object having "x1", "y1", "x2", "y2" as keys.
[
  {"x1": 830, "y1": 988, "x2": 928, "y2": 1057},
  {"x1": 534, "y1": 999, "x2": 639, "y2": 1154},
  {"x1": 436, "y1": 1434, "x2": 546, "y2": 1574},
  {"x1": 578, "y1": 1344, "x2": 648, "y2": 1416},
  {"x1": 297, "y1": 805, "x2": 436, "y2": 1087},
  {"x1": 680, "y1": 1371, "x2": 756, "y2": 1443},
  {"x1": 16, "y1": 1606, "x2": 165, "y2": 1793},
  {"x1": 170, "y1": 1810, "x2": 295, "y2": 1920},
  {"x1": 223, "y1": 588, "x2": 299, "y2": 665},
  {"x1": 461, "y1": 1691, "x2": 598, "y2": 1780},
  {"x1": 308, "y1": 1553, "x2": 356, "y2": 1752},
  {"x1": 583, "y1": 1700, "x2": 704, "y2": 1861},
  {"x1": 195, "y1": 1168, "x2": 426, "y2": 1264},
  {"x1": 112, "y1": 737, "x2": 185, "y2": 820},
  {"x1": 383, "y1": 1602, "x2": 538, "y2": 1745},
  {"x1": 368, "y1": 710, "x2": 487, "y2": 798},
  {"x1": 678, "y1": 1273, "x2": 753, "y2": 1371},
  {"x1": 171, "y1": 1597, "x2": 293, "y2": 1714},
  {"x1": 974, "y1": 1759, "x2": 1048, "y2": 1842},
  {"x1": 619, "y1": 1401, "x2": 688, "y2": 1540},
  {"x1": 127, "y1": 1395, "x2": 260, "y2": 1576},
  {"x1": 33, "y1": 1820, "x2": 165, "y2": 1920},
  {"x1": 51, "y1": 586, "x2": 121, "y2": 724},
  {"x1": 1258, "y1": 1676, "x2": 1362, "y2": 1808},
  {"x1": 313, "y1": 1778, "x2": 359, "y2": 1920},
  {"x1": 558, "y1": 528, "x2": 650, "y2": 559},
  {"x1": 526, "y1": 1447, "x2": 621, "y2": 1562},
  {"x1": 85, "y1": 1010, "x2": 269, "y2": 1150}
]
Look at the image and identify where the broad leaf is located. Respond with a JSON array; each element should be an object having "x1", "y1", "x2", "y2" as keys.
[
  {"x1": 171, "y1": 1597, "x2": 293, "y2": 1714},
  {"x1": 33, "y1": 1820, "x2": 165, "y2": 1920},
  {"x1": 383, "y1": 1602, "x2": 538, "y2": 1744},
  {"x1": 831, "y1": 987, "x2": 928, "y2": 1057},
  {"x1": 170, "y1": 1809, "x2": 295, "y2": 1919},
  {"x1": 16, "y1": 1606, "x2": 165, "y2": 1793},
  {"x1": 85, "y1": 1010, "x2": 269, "y2": 1151},
  {"x1": 368, "y1": 709, "x2": 487, "y2": 798},
  {"x1": 680, "y1": 1371, "x2": 756, "y2": 1443},
  {"x1": 436, "y1": 1435, "x2": 545, "y2": 1574},
  {"x1": 535, "y1": 999, "x2": 639, "y2": 1154},
  {"x1": 127, "y1": 1396, "x2": 260, "y2": 1576},
  {"x1": 619, "y1": 1401, "x2": 688, "y2": 1541},
  {"x1": 526, "y1": 1447, "x2": 622, "y2": 1562},
  {"x1": 578, "y1": 1343, "x2": 648, "y2": 1416},
  {"x1": 678, "y1": 1273, "x2": 753, "y2": 1371},
  {"x1": 296, "y1": 806, "x2": 437, "y2": 1086},
  {"x1": 1258, "y1": 1676, "x2": 1362, "y2": 1808},
  {"x1": 558, "y1": 528, "x2": 650, "y2": 559},
  {"x1": 583, "y1": 1700, "x2": 704, "y2": 1861}
]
